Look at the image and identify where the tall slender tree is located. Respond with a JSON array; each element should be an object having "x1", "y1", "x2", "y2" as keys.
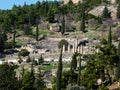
[
  {"x1": 56, "y1": 49, "x2": 63, "y2": 90},
  {"x1": 12, "y1": 26, "x2": 16, "y2": 48},
  {"x1": 34, "y1": 68, "x2": 45, "y2": 90},
  {"x1": 77, "y1": 55, "x2": 81, "y2": 86},
  {"x1": 61, "y1": 14, "x2": 65, "y2": 35},
  {"x1": 108, "y1": 26, "x2": 112, "y2": 45},
  {"x1": 36, "y1": 20, "x2": 39, "y2": 41},
  {"x1": 21, "y1": 64, "x2": 35, "y2": 90},
  {"x1": 80, "y1": 4, "x2": 85, "y2": 32}
]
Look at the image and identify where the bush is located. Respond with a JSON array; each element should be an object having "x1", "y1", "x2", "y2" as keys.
[
  {"x1": 18, "y1": 49, "x2": 30, "y2": 57},
  {"x1": 58, "y1": 39, "x2": 69, "y2": 50}
]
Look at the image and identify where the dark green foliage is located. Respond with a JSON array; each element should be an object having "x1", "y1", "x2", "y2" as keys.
[
  {"x1": 102, "y1": 5, "x2": 111, "y2": 19},
  {"x1": 71, "y1": 52, "x2": 78, "y2": 71},
  {"x1": 46, "y1": 8, "x2": 55, "y2": 23},
  {"x1": 58, "y1": 39, "x2": 69, "y2": 50},
  {"x1": 0, "y1": 31, "x2": 7, "y2": 53},
  {"x1": 21, "y1": 65, "x2": 35, "y2": 90},
  {"x1": 56, "y1": 50, "x2": 63, "y2": 90},
  {"x1": 18, "y1": 49, "x2": 30, "y2": 57},
  {"x1": 80, "y1": 4, "x2": 86, "y2": 33},
  {"x1": 36, "y1": 24, "x2": 39, "y2": 41},
  {"x1": 61, "y1": 15, "x2": 65, "y2": 35},
  {"x1": 34, "y1": 68, "x2": 45, "y2": 90},
  {"x1": 116, "y1": 62, "x2": 120, "y2": 80},
  {"x1": 0, "y1": 63, "x2": 18, "y2": 90},
  {"x1": 108, "y1": 26, "x2": 112, "y2": 45},
  {"x1": 12, "y1": 27, "x2": 16, "y2": 48},
  {"x1": 38, "y1": 54, "x2": 44, "y2": 64},
  {"x1": 77, "y1": 56, "x2": 81, "y2": 86}
]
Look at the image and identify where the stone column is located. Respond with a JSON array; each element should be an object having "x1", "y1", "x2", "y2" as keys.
[
  {"x1": 68, "y1": 44, "x2": 70, "y2": 53},
  {"x1": 73, "y1": 44, "x2": 75, "y2": 53},
  {"x1": 81, "y1": 45, "x2": 83, "y2": 54},
  {"x1": 63, "y1": 45, "x2": 65, "y2": 53}
]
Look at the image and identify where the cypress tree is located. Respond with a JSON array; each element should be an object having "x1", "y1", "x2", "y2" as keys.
[
  {"x1": 69, "y1": 52, "x2": 78, "y2": 85},
  {"x1": 34, "y1": 68, "x2": 45, "y2": 90},
  {"x1": 77, "y1": 55, "x2": 81, "y2": 86},
  {"x1": 56, "y1": 49, "x2": 63, "y2": 90},
  {"x1": 108, "y1": 26, "x2": 112, "y2": 45},
  {"x1": 80, "y1": 4, "x2": 85, "y2": 33},
  {"x1": 36, "y1": 24, "x2": 39, "y2": 41},
  {"x1": 12, "y1": 26, "x2": 16, "y2": 48},
  {"x1": 21, "y1": 64, "x2": 35, "y2": 90},
  {"x1": 61, "y1": 14, "x2": 65, "y2": 35}
]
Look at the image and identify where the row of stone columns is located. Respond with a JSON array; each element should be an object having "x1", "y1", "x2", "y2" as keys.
[{"x1": 62, "y1": 44, "x2": 84, "y2": 54}]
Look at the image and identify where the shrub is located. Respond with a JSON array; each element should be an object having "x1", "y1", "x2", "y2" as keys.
[{"x1": 18, "y1": 49, "x2": 30, "y2": 57}]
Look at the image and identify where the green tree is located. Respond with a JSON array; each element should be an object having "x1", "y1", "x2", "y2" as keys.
[
  {"x1": 56, "y1": 49, "x2": 63, "y2": 90},
  {"x1": 69, "y1": 52, "x2": 79, "y2": 85},
  {"x1": 61, "y1": 14, "x2": 65, "y2": 35},
  {"x1": 0, "y1": 63, "x2": 18, "y2": 90},
  {"x1": 0, "y1": 31, "x2": 7, "y2": 53},
  {"x1": 108, "y1": 26, "x2": 112, "y2": 45},
  {"x1": 12, "y1": 26, "x2": 16, "y2": 48},
  {"x1": 18, "y1": 49, "x2": 30, "y2": 57},
  {"x1": 77, "y1": 55, "x2": 81, "y2": 86},
  {"x1": 80, "y1": 4, "x2": 86, "y2": 32},
  {"x1": 71, "y1": 52, "x2": 78, "y2": 71},
  {"x1": 21, "y1": 64, "x2": 35, "y2": 90},
  {"x1": 34, "y1": 68, "x2": 45, "y2": 90},
  {"x1": 36, "y1": 22, "x2": 39, "y2": 41}
]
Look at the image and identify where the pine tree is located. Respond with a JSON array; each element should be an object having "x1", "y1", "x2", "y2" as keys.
[
  {"x1": 80, "y1": 4, "x2": 86, "y2": 33},
  {"x1": 117, "y1": 2, "x2": 120, "y2": 18},
  {"x1": 56, "y1": 49, "x2": 63, "y2": 90},
  {"x1": 108, "y1": 26, "x2": 112, "y2": 45}
]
